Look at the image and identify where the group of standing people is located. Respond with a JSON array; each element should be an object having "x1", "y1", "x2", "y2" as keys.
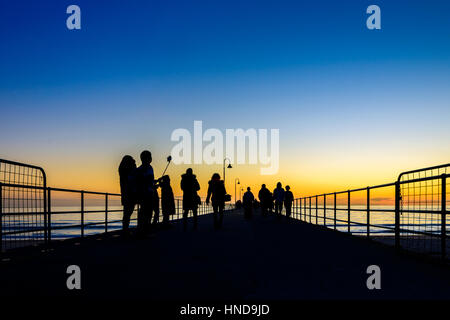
[
  {"x1": 119, "y1": 150, "x2": 229, "y2": 236},
  {"x1": 241, "y1": 182, "x2": 294, "y2": 220},
  {"x1": 119, "y1": 150, "x2": 295, "y2": 236}
]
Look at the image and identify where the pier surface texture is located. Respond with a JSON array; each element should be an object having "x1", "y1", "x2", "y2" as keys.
[{"x1": 1, "y1": 210, "x2": 449, "y2": 300}]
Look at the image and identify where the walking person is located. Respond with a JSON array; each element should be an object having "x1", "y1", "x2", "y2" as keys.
[
  {"x1": 118, "y1": 155, "x2": 137, "y2": 236},
  {"x1": 181, "y1": 168, "x2": 201, "y2": 230},
  {"x1": 136, "y1": 150, "x2": 155, "y2": 235},
  {"x1": 258, "y1": 184, "x2": 270, "y2": 217},
  {"x1": 206, "y1": 173, "x2": 227, "y2": 229},
  {"x1": 284, "y1": 185, "x2": 294, "y2": 218},
  {"x1": 273, "y1": 182, "x2": 285, "y2": 218},
  {"x1": 160, "y1": 175, "x2": 175, "y2": 228},
  {"x1": 243, "y1": 187, "x2": 254, "y2": 220}
]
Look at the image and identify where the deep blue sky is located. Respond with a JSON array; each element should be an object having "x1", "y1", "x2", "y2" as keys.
[{"x1": 0, "y1": 0, "x2": 449, "y2": 193}]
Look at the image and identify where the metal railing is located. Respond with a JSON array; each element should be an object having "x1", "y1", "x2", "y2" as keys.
[
  {"x1": 290, "y1": 164, "x2": 449, "y2": 261},
  {"x1": 0, "y1": 159, "x2": 47, "y2": 251},
  {"x1": 0, "y1": 159, "x2": 218, "y2": 252}
]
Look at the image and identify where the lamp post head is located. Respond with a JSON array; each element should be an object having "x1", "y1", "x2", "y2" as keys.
[{"x1": 227, "y1": 164, "x2": 232, "y2": 169}]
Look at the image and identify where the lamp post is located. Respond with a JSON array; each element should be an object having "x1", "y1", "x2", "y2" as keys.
[
  {"x1": 223, "y1": 158, "x2": 232, "y2": 185},
  {"x1": 240, "y1": 187, "x2": 244, "y2": 202},
  {"x1": 234, "y1": 178, "x2": 240, "y2": 205}
]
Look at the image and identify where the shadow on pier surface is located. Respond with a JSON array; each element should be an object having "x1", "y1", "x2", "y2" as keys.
[{"x1": 1, "y1": 210, "x2": 450, "y2": 300}]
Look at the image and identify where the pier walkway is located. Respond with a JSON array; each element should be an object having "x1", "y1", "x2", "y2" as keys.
[{"x1": 1, "y1": 210, "x2": 450, "y2": 300}]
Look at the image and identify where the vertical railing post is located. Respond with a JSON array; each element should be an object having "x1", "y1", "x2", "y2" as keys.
[
  {"x1": 394, "y1": 181, "x2": 400, "y2": 250},
  {"x1": 299, "y1": 198, "x2": 301, "y2": 220},
  {"x1": 334, "y1": 192, "x2": 337, "y2": 230},
  {"x1": 309, "y1": 197, "x2": 311, "y2": 223},
  {"x1": 105, "y1": 193, "x2": 108, "y2": 233},
  {"x1": 81, "y1": 191, "x2": 85, "y2": 238},
  {"x1": 347, "y1": 190, "x2": 351, "y2": 233},
  {"x1": 315, "y1": 195, "x2": 318, "y2": 225},
  {"x1": 43, "y1": 186, "x2": 48, "y2": 244},
  {"x1": 366, "y1": 187, "x2": 370, "y2": 238},
  {"x1": 0, "y1": 183, "x2": 3, "y2": 253},
  {"x1": 302, "y1": 198, "x2": 304, "y2": 221},
  {"x1": 47, "y1": 188, "x2": 52, "y2": 243},
  {"x1": 441, "y1": 175, "x2": 446, "y2": 260},
  {"x1": 323, "y1": 194, "x2": 326, "y2": 226},
  {"x1": 301, "y1": 198, "x2": 303, "y2": 221}
]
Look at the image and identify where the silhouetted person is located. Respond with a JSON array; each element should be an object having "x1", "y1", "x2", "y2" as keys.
[
  {"x1": 118, "y1": 155, "x2": 137, "y2": 235},
  {"x1": 181, "y1": 168, "x2": 200, "y2": 230},
  {"x1": 160, "y1": 175, "x2": 175, "y2": 228},
  {"x1": 273, "y1": 182, "x2": 285, "y2": 218},
  {"x1": 284, "y1": 185, "x2": 294, "y2": 218},
  {"x1": 206, "y1": 173, "x2": 227, "y2": 229},
  {"x1": 243, "y1": 187, "x2": 254, "y2": 220},
  {"x1": 136, "y1": 150, "x2": 154, "y2": 235},
  {"x1": 258, "y1": 184, "x2": 271, "y2": 216}
]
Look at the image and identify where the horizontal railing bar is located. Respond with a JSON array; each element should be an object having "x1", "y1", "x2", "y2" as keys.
[
  {"x1": 293, "y1": 207, "x2": 447, "y2": 215},
  {"x1": 398, "y1": 163, "x2": 450, "y2": 181},
  {"x1": 1, "y1": 210, "x2": 124, "y2": 216},
  {"x1": 0, "y1": 183, "x2": 121, "y2": 196}
]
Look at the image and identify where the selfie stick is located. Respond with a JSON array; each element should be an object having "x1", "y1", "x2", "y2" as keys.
[{"x1": 161, "y1": 155, "x2": 172, "y2": 176}]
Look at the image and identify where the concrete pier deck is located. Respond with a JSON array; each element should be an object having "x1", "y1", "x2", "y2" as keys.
[{"x1": 1, "y1": 210, "x2": 449, "y2": 300}]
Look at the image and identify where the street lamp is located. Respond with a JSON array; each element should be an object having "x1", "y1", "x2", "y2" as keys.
[
  {"x1": 234, "y1": 178, "x2": 240, "y2": 205},
  {"x1": 223, "y1": 157, "x2": 232, "y2": 185}
]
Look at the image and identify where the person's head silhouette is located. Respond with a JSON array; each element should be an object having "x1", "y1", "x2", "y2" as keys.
[
  {"x1": 247, "y1": 187, "x2": 251, "y2": 191},
  {"x1": 161, "y1": 175, "x2": 170, "y2": 186},
  {"x1": 286, "y1": 185, "x2": 290, "y2": 191},
  {"x1": 186, "y1": 168, "x2": 193, "y2": 175},
  {"x1": 277, "y1": 182, "x2": 282, "y2": 188},
  {"x1": 119, "y1": 155, "x2": 136, "y2": 172},
  {"x1": 262, "y1": 184, "x2": 266, "y2": 188},
  {"x1": 211, "y1": 173, "x2": 220, "y2": 180},
  {"x1": 140, "y1": 150, "x2": 152, "y2": 165}
]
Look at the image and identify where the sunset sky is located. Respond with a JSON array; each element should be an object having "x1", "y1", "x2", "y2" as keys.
[{"x1": 1, "y1": 0, "x2": 449, "y2": 201}]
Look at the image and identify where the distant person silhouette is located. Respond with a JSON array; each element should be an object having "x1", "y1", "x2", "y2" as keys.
[
  {"x1": 181, "y1": 168, "x2": 200, "y2": 230},
  {"x1": 284, "y1": 185, "x2": 294, "y2": 218},
  {"x1": 160, "y1": 175, "x2": 175, "y2": 228},
  {"x1": 118, "y1": 155, "x2": 137, "y2": 235},
  {"x1": 243, "y1": 187, "x2": 254, "y2": 220},
  {"x1": 258, "y1": 184, "x2": 271, "y2": 216},
  {"x1": 273, "y1": 182, "x2": 285, "y2": 218},
  {"x1": 206, "y1": 173, "x2": 227, "y2": 229},
  {"x1": 136, "y1": 150, "x2": 155, "y2": 235}
]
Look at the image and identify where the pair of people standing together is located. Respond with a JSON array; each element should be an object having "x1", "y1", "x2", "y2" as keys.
[{"x1": 180, "y1": 169, "x2": 227, "y2": 230}]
